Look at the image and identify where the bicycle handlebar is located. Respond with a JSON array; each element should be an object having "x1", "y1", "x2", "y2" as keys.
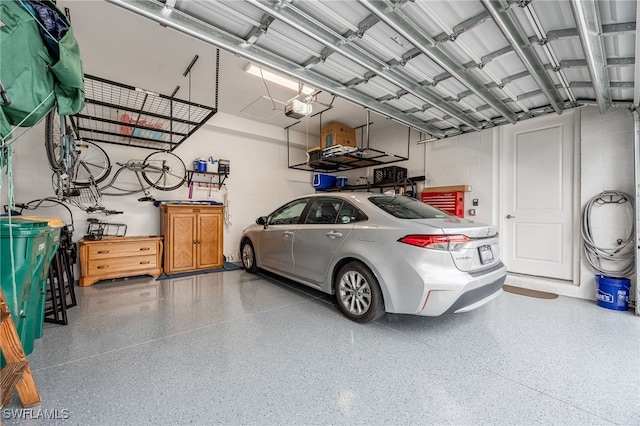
[{"x1": 86, "y1": 206, "x2": 123, "y2": 215}]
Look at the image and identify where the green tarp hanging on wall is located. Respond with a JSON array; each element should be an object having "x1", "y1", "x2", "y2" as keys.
[{"x1": 0, "y1": 0, "x2": 84, "y2": 141}]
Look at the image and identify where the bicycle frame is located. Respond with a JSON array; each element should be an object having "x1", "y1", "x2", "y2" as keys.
[{"x1": 99, "y1": 160, "x2": 156, "y2": 199}]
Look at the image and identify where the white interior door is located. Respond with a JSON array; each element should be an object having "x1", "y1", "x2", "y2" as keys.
[{"x1": 501, "y1": 113, "x2": 575, "y2": 280}]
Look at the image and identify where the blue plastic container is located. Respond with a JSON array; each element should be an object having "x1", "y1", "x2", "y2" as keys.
[
  {"x1": 193, "y1": 159, "x2": 207, "y2": 172},
  {"x1": 313, "y1": 173, "x2": 336, "y2": 189},
  {"x1": 336, "y1": 176, "x2": 348, "y2": 187},
  {"x1": 596, "y1": 275, "x2": 630, "y2": 311}
]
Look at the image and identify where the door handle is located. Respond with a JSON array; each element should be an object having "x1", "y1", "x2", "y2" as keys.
[
  {"x1": 506, "y1": 214, "x2": 516, "y2": 219},
  {"x1": 326, "y1": 231, "x2": 343, "y2": 239},
  {"x1": 283, "y1": 231, "x2": 294, "y2": 237}
]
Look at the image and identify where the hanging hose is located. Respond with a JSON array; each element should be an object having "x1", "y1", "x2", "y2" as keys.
[{"x1": 581, "y1": 190, "x2": 635, "y2": 277}]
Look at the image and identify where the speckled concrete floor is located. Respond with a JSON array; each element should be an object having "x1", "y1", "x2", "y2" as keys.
[{"x1": 3, "y1": 270, "x2": 639, "y2": 425}]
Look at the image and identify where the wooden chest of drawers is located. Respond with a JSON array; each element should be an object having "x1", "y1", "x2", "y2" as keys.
[{"x1": 79, "y1": 236, "x2": 163, "y2": 286}]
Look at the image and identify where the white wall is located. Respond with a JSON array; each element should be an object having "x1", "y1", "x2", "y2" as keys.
[
  {"x1": 171, "y1": 113, "x2": 313, "y2": 260},
  {"x1": 423, "y1": 129, "x2": 497, "y2": 226},
  {"x1": 579, "y1": 107, "x2": 636, "y2": 300},
  {"x1": 418, "y1": 107, "x2": 637, "y2": 301},
  {"x1": 1, "y1": 112, "x2": 313, "y2": 263}
]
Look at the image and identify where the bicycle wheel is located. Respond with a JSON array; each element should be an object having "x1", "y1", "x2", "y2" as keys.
[
  {"x1": 73, "y1": 141, "x2": 111, "y2": 185},
  {"x1": 45, "y1": 111, "x2": 111, "y2": 185},
  {"x1": 45, "y1": 110, "x2": 65, "y2": 171},
  {"x1": 142, "y1": 151, "x2": 186, "y2": 191}
]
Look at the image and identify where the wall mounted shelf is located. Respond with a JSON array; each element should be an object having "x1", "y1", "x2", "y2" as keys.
[{"x1": 186, "y1": 171, "x2": 228, "y2": 187}]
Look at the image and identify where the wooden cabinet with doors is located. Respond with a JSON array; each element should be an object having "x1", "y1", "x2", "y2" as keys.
[{"x1": 160, "y1": 204, "x2": 224, "y2": 274}]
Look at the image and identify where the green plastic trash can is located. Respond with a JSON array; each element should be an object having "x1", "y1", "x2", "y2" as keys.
[
  {"x1": 14, "y1": 218, "x2": 58, "y2": 355},
  {"x1": 32, "y1": 224, "x2": 61, "y2": 339},
  {"x1": 15, "y1": 216, "x2": 64, "y2": 340},
  {"x1": 0, "y1": 217, "x2": 50, "y2": 360}
]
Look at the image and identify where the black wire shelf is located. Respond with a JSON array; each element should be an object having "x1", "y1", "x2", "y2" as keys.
[
  {"x1": 288, "y1": 147, "x2": 408, "y2": 172},
  {"x1": 72, "y1": 75, "x2": 217, "y2": 151}
]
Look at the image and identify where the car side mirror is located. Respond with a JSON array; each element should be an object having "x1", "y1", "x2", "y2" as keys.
[{"x1": 256, "y1": 216, "x2": 268, "y2": 228}]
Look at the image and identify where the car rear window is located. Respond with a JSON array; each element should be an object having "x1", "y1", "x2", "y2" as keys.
[{"x1": 369, "y1": 196, "x2": 452, "y2": 219}]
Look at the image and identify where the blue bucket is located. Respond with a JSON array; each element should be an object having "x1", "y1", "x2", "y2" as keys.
[{"x1": 596, "y1": 275, "x2": 630, "y2": 311}]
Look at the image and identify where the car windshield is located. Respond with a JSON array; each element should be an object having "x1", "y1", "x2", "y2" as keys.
[{"x1": 369, "y1": 196, "x2": 451, "y2": 219}]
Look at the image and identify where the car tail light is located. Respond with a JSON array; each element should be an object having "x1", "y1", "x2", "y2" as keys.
[{"x1": 398, "y1": 234, "x2": 470, "y2": 251}]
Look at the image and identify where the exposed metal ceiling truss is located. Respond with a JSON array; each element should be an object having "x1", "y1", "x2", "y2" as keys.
[{"x1": 106, "y1": 0, "x2": 638, "y2": 139}]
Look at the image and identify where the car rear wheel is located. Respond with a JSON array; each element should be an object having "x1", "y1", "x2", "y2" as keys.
[
  {"x1": 336, "y1": 262, "x2": 385, "y2": 323},
  {"x1": 241, "y1": 239, "x2": 257, "y2": 273}
]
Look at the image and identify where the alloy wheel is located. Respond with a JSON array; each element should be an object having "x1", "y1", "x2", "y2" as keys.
[{"x1": 338, "y1": 270, "x2": 372, "y2": 315}]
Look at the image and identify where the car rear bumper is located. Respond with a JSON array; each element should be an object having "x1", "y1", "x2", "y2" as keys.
[
  {"x1": 414, "y1": 262, "x2": 506, "y2": 316},
  {"x1": 445, "y1": 274, "x2": 505, "y2": 314}
]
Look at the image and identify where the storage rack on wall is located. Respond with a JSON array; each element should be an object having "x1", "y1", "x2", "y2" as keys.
[
  {"x1": 186, "y1": 170, "x2": 228, "y2": 188},
  {"x1": 71, "y1": 74, "x2": 217, "y2": 151}
]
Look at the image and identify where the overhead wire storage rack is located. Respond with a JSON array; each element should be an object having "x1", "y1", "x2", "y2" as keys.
[
  {"x1": 286, "y1": 111, "x2": 410, "y2": 173},
  {"x1": 72, "y1": 74, "x2": 217, "y2": 151},
  {"x1": 288, "y1": 147, "x2": 408, "y2": 172}
]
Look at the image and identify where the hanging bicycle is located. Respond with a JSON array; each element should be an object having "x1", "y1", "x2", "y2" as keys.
[
  {"x1": 98, "y1": 151, "x2": 187, "y2": 198},
  {"x1": 45, "y1": 110, "x2": 111, "y2": 196},
  {"x1": 45, "y1": 110, "x2": 187, "y2": 214}
]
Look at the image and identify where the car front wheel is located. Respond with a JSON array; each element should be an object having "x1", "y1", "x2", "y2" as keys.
[
  {"x1": 335, "y1": 262, "x2": 385, "y2": 323},
  {"x1": 241, "y1": 239, "x2": 257, "y2": 273}
]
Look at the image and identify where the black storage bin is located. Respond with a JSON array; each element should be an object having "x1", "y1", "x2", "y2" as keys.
[
  {"x1": 373, "y1": 166, "x2": 407, "y2": 185},
  {"x1": 218, "y1": 159, "x2": 230, "y2": 175}
]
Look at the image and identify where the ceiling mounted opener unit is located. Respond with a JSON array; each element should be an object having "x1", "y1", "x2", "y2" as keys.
[{"x1": 284, "y1": 99, "x2": 312, "y2": 119}]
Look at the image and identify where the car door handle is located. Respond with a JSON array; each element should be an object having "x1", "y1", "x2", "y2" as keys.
[
  {"x1": 283, "y1": 231, "x2": 294, "y2": 237},
  {"x1": 326, "y1": 231, "x2": 343, "y2": 239}
]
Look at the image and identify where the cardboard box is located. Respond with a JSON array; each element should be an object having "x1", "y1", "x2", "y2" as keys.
[{"x1": 321, "y1": 123, "x2": 356, "y2": 150}]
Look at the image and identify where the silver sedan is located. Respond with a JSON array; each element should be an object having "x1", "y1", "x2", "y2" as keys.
[{"x1": 240, "y1": 193, "x2": 506, "y2": 323}]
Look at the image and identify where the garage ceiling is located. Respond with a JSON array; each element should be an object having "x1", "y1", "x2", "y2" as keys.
[{"x1": 105, "y1": 0, "x2": 638, "y2": 140}]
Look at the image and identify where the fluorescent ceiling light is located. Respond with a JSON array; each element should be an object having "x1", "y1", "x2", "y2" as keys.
[
  {"x1": 417, "y1": 135, "x2": 439, "y2": 144},
  {"x1": 244, "y1": 63, "x2": 315, "y2": 95}
]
